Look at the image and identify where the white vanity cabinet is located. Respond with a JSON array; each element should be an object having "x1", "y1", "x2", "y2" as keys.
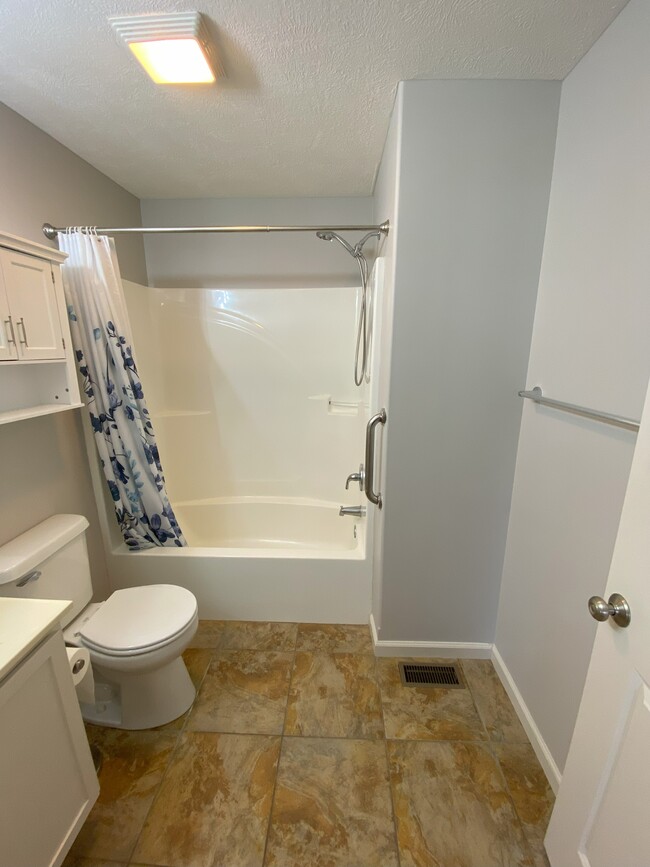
[
  {"x1": 0, "y1": 232, "x2": 83, "y2": 424},
  {"x1": 0, "y1": 602, "x2": 99, "y2": 867}
]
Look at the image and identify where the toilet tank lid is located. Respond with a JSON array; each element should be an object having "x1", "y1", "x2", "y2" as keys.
[{"x1": 0, "y1": 515, "x2": 89, "y2": 585}]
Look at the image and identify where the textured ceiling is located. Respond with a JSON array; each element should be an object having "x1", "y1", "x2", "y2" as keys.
[{"x1": 0, "y1": 0, "x2": 628, "y2": 198}]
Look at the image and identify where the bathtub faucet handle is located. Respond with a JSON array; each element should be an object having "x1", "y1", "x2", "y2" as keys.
[{"x1": 345, "y1": 464, "x2": 365, "y2": 491}]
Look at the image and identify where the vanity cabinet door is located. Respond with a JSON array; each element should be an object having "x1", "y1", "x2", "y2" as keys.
[
  {"x1": 0, "y1": 631, "x2": 99, "y2": 867},
  {"x1": 0, "y1": 268, "x2": 17, "y2": 360},
  {"x1": 0, "y1": 248, "x2": 66, "y2": 360}
]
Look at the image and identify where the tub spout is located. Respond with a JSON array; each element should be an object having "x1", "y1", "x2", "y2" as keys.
[{"x1": 339, "y1": 505, "x2": 366, "y2": 518}]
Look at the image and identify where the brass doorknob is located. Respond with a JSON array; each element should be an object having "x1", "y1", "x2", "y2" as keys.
[{"x1": 588, "y1": 593, "x2": 631, "y2": 628}]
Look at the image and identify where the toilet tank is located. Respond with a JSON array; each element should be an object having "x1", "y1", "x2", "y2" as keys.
[{"x1": 0, "y1": 515, "x2": 94, "y2": 628}]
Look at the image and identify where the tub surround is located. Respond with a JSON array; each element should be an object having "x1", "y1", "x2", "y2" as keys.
[
  {"x1": 0, "y1": 596, "x2": 71, "y2": 680},
  {"x1": 96, "y1": 274, "x2": 373, "y2": 623}
]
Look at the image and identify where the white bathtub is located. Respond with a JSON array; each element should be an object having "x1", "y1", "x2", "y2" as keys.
[
  {"x1": 106, "y1": 497, "x2": 371, "y2": 623},
  {"x1": 173, "y1": 497, "x2": 358, "y2": 551}
]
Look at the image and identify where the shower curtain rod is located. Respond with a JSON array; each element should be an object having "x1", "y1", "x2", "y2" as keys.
[{"x1": 42, "y1": 221, "x2": 389, "y2": 240}]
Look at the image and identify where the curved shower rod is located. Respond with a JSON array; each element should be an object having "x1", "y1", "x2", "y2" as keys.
[{"x1": 42, "y1": 221, "x2": 390, "y2": 240}]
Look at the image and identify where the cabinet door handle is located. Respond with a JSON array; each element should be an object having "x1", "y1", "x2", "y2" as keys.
[
  {"x1": 17, "y1": 317, "x2": 28, "y2": 347},
  {"x1": 4, "y1": 315, "x2": 16, "y2": 346}
]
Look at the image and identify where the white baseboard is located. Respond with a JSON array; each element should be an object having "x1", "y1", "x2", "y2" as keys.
[
  {"x1": 369, "y1": 616, "x2": 562, "y2": 793},
  {"x1": 369, "y1": 614, "x2": 492, "y2": 659},
  {"x1": 491, "y1": 645, "x2": 562, "y2": 794}
]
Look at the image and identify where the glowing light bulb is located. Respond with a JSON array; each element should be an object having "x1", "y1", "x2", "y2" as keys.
[{"x1": 129, "y1": 38, "x2": 215, "y2": 84}]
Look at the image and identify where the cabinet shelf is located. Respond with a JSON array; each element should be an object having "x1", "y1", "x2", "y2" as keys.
[
  {"x1": 0, "y1": 402, "x2": 84, "y2": 426},
  {"x1": 0, "y1": 357, "x2": 68, "y2": 366}
]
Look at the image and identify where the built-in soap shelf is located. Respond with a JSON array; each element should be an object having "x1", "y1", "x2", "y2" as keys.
[{"x1": 308, "y1": 394, "x2": 368, "y2": 417}]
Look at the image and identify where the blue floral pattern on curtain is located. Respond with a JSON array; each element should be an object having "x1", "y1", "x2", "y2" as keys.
[{"x1": 59, "y1": 230, "x2": 186, "y2": 550}]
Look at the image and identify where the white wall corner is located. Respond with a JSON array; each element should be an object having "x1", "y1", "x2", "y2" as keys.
[
  {"x1": 491, "y1": 645, "x2": 562, "y2": 793},
  {"x1": 369, "y1": 614, "x2": 492, "y2": 659}
]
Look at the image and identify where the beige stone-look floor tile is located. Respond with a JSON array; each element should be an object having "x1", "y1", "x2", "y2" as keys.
[
  {"x1": 296, "y1": 622, "x2": 373, "y2": 652},
  {"x1": 495, "y1": 742, "x2": 555, "y2": 867},
  {"x1": 187, "y1": 650, "x2": 292, "y2": 734},
  {"x1": 218, "y1": 620, "x2": 298, "y2": 651},
  {"x1": 188, "y1": 619, "x2": 227, "y2": 648},
  {"x1": 285, "y1": 652, "x2": 384, "y2": 739},
  {"x1": 62, "y1": 856, "x2": 127, "y2": 867},
  {"x1": 462, "y1": 658, "x2": 529, "y2": 743},
  {"x1": 378, "y1": 658, "x2": 487, "y2": 741},
  {"x1": 132, "y1": 732, "x2": 280, "y2": 867},
  {"x1": 68, "y1": 730, "x2": 177, "y2": 863},
  {"x1": 265, "y1": 737, "x2": 398, "y2": 867},
  {"x1": 388, "y1": 739, "x2": 534, "y2": 867}
]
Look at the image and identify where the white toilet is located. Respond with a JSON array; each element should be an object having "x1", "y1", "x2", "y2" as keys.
[{"x1": 0, "y1": 514, "x2": 198, "y2": 730}]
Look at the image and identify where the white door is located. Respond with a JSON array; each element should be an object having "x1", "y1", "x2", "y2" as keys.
[
  {"x1": 545, "y1": 372, "x2": 650, "y2": 867},
  {"x1": 0, "y1": 269, "x2": 17, "y2": 360},
  {"x1": 0, "y1": 249, "x2": 65, "y2": 360}
]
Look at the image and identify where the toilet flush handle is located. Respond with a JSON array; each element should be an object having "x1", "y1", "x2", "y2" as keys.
[{"x1": 15, "y1": 569, "x2": 42, "y2": 588}]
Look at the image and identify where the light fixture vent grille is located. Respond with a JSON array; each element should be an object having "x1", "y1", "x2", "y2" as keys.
[
  {"x1": 398, "y1": 662, "x2": 464, "y2": 688},
  {"x1": 109, "y1": 12, "x2": 224, "y2": 80}
]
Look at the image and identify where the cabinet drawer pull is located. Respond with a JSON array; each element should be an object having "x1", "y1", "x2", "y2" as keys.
[
  {"x1": 3, "y1": 316, "x2": 16, "y2": 346},
  {"x1": 17, "y1": 317, "x2": 28, "y2": 347}
]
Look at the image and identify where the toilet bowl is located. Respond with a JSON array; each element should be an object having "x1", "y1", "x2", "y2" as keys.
[
  {"x1": 64, "y1": 584, "x2": 199, "y2": 729},
  {"x1": 0, "y1": 514, "x2": 199, "y2": 731}
]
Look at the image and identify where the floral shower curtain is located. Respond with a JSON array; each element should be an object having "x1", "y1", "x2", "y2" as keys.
[{"x1": 59, "y1": 230, "x2": 186, "y2": 550}]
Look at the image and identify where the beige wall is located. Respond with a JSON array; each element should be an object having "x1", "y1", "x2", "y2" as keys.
[
  {"x1": 0, "y1": 102, "x2": 147, "y2": 597},
  {"x1": 0, "y1": 103, "x2": 146, "y2": 283}
]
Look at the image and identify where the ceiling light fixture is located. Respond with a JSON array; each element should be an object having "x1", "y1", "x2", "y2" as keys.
[{"x1": 110, "y1": 12, "x2": 221, "y2": 84}]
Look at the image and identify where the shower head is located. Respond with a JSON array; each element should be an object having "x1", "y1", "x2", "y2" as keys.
[{"x1": 316, "y1": 230, "x2": 357, "y2": 257}]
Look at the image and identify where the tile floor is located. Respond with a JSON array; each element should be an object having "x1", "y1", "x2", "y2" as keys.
[{"x1": 64, "y1": 622, "x2": 554, "y2": 867}]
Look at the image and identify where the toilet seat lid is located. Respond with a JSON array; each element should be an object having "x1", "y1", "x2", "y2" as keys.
[{"x1": 80, "y1": 584, "x2": 197, "y2": 654}]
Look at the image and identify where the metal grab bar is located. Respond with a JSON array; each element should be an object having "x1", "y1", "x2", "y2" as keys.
[
  {"x1": 365, "y1": 408, "x2": 387, "y2": 508},
  {"x1": 519, "y1": 387, "x2": 640, "y2": 433}
]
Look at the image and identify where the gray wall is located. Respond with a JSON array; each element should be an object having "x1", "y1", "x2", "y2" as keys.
[
  {"x1": 495, "y1": 0, "x2": 650, "y2": 775},
  {"x1": 371, "y1": 88, "x2": 403, "y2": 631},
  {"x1": 140, "y1": 197, "x2": 374, "y2": 288},
  {"x1": 0, "y1": 102, "x2": 147, "y2": 598},
  {"x1": 376, "y1": 80, "x2": 560, "y2": 643}
]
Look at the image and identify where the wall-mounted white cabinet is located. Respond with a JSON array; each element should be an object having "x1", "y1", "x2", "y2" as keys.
[
  {"x1": 0, "y1": 248, "x2": 66, "y2": 361},
  {"x1": 0, "y1": 232, "x2": 82, "y2": 424}
]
